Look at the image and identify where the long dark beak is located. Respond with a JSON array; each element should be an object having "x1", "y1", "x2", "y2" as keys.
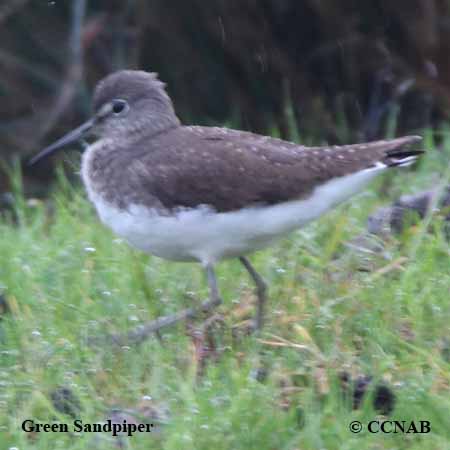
[{"x1": 28, "y1": 118, "x2": 96, "y2": 166}]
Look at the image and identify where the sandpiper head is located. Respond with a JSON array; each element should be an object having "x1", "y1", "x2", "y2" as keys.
[
  {"x1": 92, "y1": 70, "x2": 180, "y2": 138},
  {"x1": 29, "y1": 70, "x2": 180, "y2": 165}
]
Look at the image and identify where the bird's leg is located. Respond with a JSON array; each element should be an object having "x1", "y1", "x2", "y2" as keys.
[
  {"x1": 205, "y1": 263, "x2": 222, "y2": 309},
  {"x1": 239, "y1": 256, "x2": 267, "y2": 330},
  {"x1": 109, "y1": 264, "x2": 222, "y2": 346}
]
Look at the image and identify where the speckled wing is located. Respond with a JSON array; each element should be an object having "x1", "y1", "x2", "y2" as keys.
[{"x1": 131, "y1": 127, "x2": 423, "y2": 213}]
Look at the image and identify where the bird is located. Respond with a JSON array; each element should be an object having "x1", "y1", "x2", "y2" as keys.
[{"x1": 29, "y1": 70, "x2": 425, "y2": 333}]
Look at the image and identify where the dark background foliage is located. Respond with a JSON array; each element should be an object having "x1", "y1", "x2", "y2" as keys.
[{"x1": 1, "y1": 0, "x2": 449, "y2": 194}]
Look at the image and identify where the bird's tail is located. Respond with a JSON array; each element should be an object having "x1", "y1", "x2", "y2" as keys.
[
  {"x1": 385, "y1": 149, "x2": 425, "y2": 168},
  {"x1": 382, "y1": 136, "x2": 425, "y2": 168}
]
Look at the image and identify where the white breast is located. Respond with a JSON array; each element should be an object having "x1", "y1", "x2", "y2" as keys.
[{"x1": 81, "y1": 158, "x2": 385, "y2": 265}]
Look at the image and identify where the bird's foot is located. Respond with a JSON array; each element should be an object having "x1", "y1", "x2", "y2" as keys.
[{"x1": 109, "y1": 295, "x2": 222, "y2": 346}]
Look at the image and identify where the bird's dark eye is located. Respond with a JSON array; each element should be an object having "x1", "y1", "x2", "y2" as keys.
[{"x1": 112, "y1": 99, "x2": 128, "y2": 115}]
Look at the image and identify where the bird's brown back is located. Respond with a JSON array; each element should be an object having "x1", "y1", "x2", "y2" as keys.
[{"x1": 88, "y1": 126, "x2": 422, "y2": 213}]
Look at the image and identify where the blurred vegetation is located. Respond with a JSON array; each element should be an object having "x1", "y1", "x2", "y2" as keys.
[{"x1": 1, "y1": 0, "x2": 450, "y2": 194}]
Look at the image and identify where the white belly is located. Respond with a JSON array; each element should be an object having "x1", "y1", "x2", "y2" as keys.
[{"x1": 85, "y1": 165, "x2": 384, "y2": 265}]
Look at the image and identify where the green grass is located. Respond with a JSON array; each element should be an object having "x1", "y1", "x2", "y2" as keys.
[{"x1": 1, "y1": 134, "x2": 450, "y2": 449}]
